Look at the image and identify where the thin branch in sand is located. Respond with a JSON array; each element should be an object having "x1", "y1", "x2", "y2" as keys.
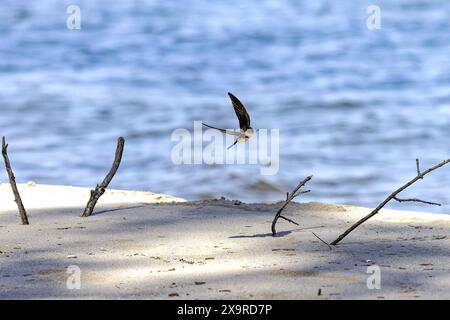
[
  {"x1": 312, "y1": 232, "x2": 332, "y2": 250},
  {"x1": 330, "y1": 158, "x2": 450, "y2": 245},
  {"x1": 271, "y1": 175, "x2": 313, "y2": 236},
  {"x1": 2, "y1": 137, "x2": 29, "y2": 225},
  {"x1": 82, "y1": 137, "x2": 125, "y2": 217}
]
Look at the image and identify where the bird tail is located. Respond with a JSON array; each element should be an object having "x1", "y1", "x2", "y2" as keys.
[
  {"x1": 227, "y1": 139, "x2": 239, "y2": 150},
  {"x1": 202, "y1": 123, "x2": 240, "y2": 136}
]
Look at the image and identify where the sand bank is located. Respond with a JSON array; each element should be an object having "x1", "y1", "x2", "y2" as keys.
[{"x1": 0, "y1": 183, "x2": 449, "y2": 299}]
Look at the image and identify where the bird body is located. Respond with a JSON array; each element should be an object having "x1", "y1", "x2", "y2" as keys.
[
  {"x1": 203, "y1": 92, "x2": 254, "y2": 149},
  {"x1": 238, "y1": 128, "x2": 254, "y2": 141}
]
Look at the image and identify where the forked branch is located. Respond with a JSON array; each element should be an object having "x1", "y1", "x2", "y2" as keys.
[
  {"x1": 271, "y1": 175, "x2": 312, "y2": 236},
  {"x1": 330, "y1": 158, "x2": 448, "y2": 245},
  {"x1": 82, "y1": 137, "x2": 125, "y2": 217}
]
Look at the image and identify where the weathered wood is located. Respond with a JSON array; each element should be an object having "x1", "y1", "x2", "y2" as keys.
[
  {"x1": 2, "y1": 136, "x2": 29, "y2": 225},
  {"x1": 82, "y1": 137, "x2": 125, "y2": 217}
]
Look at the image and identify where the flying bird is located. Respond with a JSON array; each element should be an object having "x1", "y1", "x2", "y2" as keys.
[{"x1": 203, "y1": 92, "x2": 254, "y2": 149}]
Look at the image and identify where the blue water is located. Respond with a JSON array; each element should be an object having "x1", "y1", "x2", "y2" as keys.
[{"x1": 1, "y1": 0, "x2": 450, "y2": 213}]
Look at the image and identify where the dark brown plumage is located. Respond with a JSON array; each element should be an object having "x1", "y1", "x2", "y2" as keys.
[{"x1": 228, "y1": 92, "x2": 251, "y2": 131}]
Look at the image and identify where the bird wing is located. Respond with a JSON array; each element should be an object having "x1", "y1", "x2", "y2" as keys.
[
  {"x1": 228, "y1": 92, "x2": 251, "y2": 131},
  {"x1": 202, "y1": 123, "x2": 241, "y2": 136}
]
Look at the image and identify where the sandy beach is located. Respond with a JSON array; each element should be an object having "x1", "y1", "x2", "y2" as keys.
[{"x1": 0, "y1": 183, "x2": 449, "y2": 299}]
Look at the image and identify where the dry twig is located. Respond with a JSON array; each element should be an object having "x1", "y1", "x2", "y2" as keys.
[
  {"x1": 82, "y1": 137, "x2": 125, "y2": 217},
  {"x1": 271, "y1": 175, "x2": 312, "y2": 236},
  {"x1": 2, "y1": 136, "x2": 29, "y2": 225}
]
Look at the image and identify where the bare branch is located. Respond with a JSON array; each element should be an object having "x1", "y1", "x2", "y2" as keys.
[
  {"x1": 278, "y1": 215, "x2": 299, "y2": 226},
  {"x1": 2, "y1": 137, "x2": 29, "y2": 225},
  {"x1": 294, "y1": 190, "x2": 311, "y2": 197},
  {"x1": 393, "y1": 196, "x2": 441, "y2": 206},
  {"x1": 271, "y1": 175, "x2": 312, "y2": 236},
  {"x1": 82, "y1": 137, "x2": 125, "y2": 217},
  {"x1": 416, "y1": 158, "x2": 421, "y2": 177},
  {"x1": 331, "y1": 158, "x2": 450, "y2": 245}
]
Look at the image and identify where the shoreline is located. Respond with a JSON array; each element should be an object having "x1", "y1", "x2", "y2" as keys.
[{"x1": 1, "y1": 183, "x2": 449, "y2": 299}]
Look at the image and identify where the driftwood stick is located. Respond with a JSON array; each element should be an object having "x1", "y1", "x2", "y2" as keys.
[
  {"x1": 330, "y1": 158, "x2": 450, "y2": 245},
  {"x1": 2, "y1": 137, "x2": 29, "y2": 225},
  {"x1": 82, "y1": 137, "x2": 125, "y2": 217},
  {"x1": 271, "y1": 175, "x2": 312, "y2": 236}
]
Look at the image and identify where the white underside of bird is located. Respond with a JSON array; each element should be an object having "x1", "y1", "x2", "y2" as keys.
[
  {"x1": 229, "y1": 128, "x2": 254, "y2": 149},
  {"x1": 225, "y1": 128, "x2": 254, "y2": 140}
]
